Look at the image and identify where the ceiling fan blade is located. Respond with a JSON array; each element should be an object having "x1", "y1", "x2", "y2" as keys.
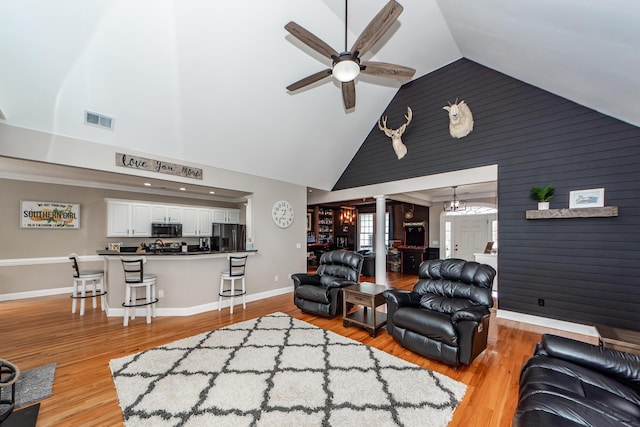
[
  {"x1": 361, "y1": 61, "x2": 416, "y2": 80},
  {"x1": 285, "y1": 21, "x2": 339, "y2": 60},
  {"x1": 287, "y1": 69, "x2": 332, "y2": 91},
  {"x1": 342, "y1": 81, "x2": 356, "y2": 109},
  {"x1": 350, "y1": 0, "x2": 403, "y2": 58}
]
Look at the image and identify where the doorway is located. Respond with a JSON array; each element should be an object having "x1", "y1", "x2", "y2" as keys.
[{"x1": 441, "y1": 206, "x2": 497, "y2": 261}]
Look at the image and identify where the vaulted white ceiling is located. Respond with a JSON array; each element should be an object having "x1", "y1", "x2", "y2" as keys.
[{"x1": 1, "y1": 0, "x2": 639, "y2": 191}]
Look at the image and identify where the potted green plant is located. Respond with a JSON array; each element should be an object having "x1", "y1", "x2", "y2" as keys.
[{"x1": 530, "y1": 185, "x2": 555, "y2": 210}]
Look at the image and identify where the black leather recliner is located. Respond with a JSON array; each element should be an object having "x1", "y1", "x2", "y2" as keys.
[
  {"x1": 514, "y1": 334, "x2": 640, "y2": 427},
  {"x1": 383, "y1": 258, "x2": 496, "y2": 366},
  {"x1": 292, "y1": 250, "x2": 363, "y2": 318}
]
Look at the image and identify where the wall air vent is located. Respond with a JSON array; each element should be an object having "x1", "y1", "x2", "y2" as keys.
[{"x1": 84, "y1": 110, "x2": 114, "y2": 130}]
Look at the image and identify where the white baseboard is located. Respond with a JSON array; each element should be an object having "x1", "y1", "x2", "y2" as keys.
[
  {"x1": 0, "y1": 286, "x2": 72, "y2": 301},
  {"x1": 496, "y1": 309, "x2": 598, "y2": 337},
  {"x1": 105, "y1": 285, "x2": 294, "y2": 317},
  {"x1": 0, "y1": 255, "x2": 103, "y2": 267}
]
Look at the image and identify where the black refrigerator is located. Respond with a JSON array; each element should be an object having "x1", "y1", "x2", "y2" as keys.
[{"x1": 212, "y1": 223, "x2": 246, "y2": 252}]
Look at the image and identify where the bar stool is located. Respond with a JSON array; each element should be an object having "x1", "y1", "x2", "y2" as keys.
[
  {"x1": 219, "y1": 254, "x2": 248, "y2": 314},
  {"x1": 69, "y1": 253, "x2": 106, "y2": 315},
  {"x1": 0, "y1": 359, "x2": 19, "y2": 423},
  {"x1": 121, "y1": 257, "x2": 158, "y2": 326}
]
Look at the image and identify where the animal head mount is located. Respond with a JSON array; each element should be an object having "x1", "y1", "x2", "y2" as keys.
[
  {"x1": 378, "y1": 107, "x2": 413, "y2": 159},
  {"x1": 443, "y1": 99, "x2": 474, "y2": 138},
  {"x1": 402, "y1": 204, "x2": 415, "y2": 219}
]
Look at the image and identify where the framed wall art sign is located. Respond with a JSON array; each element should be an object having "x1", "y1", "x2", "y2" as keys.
[
  {"x1": 569, "y1": 188, "x2": 604, "y2": 209},
  {"x1": 21, "y1": 200, "x2": 80, "y2": 229}
]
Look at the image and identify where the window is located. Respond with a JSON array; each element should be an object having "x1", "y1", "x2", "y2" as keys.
[
  {"x1": 491, "y1": 219, "x2": 498, "y2": 251},
  {"x1": 358, "y1": 212, "x2": 390, "y2": 251},
  {"x1": 385, "y1": 213, "x2": 390, "y2": 247},
  {"x1": 359, "y1": 213, "x2": 374, "y2": 251},
  {"x1": 444, "y1": 221, "x2": 452, "y2": 258}
]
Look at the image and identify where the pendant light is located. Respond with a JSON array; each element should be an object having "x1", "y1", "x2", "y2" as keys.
[{"x1": 444, "y1": 186, "x2": 467, "y2": 212}]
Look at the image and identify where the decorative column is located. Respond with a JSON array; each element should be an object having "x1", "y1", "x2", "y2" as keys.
[{"x1": 374, "y1": 195, "x2": 387, "y2": 283}]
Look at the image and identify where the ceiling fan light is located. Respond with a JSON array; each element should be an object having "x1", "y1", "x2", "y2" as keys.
[{"x1": 332, "y1": 58, "x2": 360, "y2": 82}]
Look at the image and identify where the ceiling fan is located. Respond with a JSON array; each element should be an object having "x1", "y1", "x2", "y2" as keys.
[{"x1": 285, "y1": 0, "x2": 416, "y2": 110}]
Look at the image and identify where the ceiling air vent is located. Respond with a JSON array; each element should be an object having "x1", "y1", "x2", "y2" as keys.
[{"x1": 84, "y1": 110, "x2": 114, "y2": 130}]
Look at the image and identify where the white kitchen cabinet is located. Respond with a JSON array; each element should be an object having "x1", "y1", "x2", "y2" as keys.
[
  {"x1": 182, "y1": 208, "x2": 213, "y2": 237},
  {"x1": 107, "y1": 201, "x2": 152, "y2": 237},
  {"x1": 151, "y1": 205, "x2": 182, "y2": 223},
  {"x1": 197, "y1": 208, "x2": 213, "y2": 236},
  {"x1": 107, "y1": 201, "x2": 131, "y2": 237},
  {"x1": 212, "y1": 208, "x2": 240, "y2": 224},
  {"x1": 181, "y1": 207, "x2": 198, "y2": 236},
  {"x1": 212, "y1": 209, "x2": 228, "y2": 223},
  {"x1": 108, "y1": 200, "x2": 239, "y2": 238},
  {"x1": 226, "y1": 209, "x2": 240, "y2": 224}
]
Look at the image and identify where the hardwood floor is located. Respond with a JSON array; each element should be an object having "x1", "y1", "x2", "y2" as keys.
[{"x1": 2, "y1": 271, "x2": 596, "y2": 426}]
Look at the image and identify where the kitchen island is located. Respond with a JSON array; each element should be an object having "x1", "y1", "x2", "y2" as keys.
[{"x1": 97, "y1": 249, "x2": 257, "y2": 318}]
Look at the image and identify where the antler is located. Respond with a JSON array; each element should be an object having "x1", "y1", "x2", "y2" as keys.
[
  {"x1": 378, "y1": 115, "x2": 389, "y2": 132},
  {"x1": 404, "y1": 107, "x2": 412, "y2": 126}
]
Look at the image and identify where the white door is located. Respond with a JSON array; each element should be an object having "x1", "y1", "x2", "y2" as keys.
[{"x1": 452, "y1": 215, "x2": 492, "y2": 261}]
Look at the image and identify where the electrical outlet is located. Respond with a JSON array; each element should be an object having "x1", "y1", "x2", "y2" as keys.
[
  {"x1": 288, "y1": 273, "x2": 292, "y2": 279},
  {"x1": 274, "y1": 275, "x2": 279, "y2": 282},
  {"x1": 538, "y1": 298, "x2": 545, "y2": 306},
  {"x1": 158, "y1": 289, "x2": 165, "y2": 298}
]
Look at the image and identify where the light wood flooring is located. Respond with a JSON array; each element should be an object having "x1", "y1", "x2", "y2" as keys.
[{"x1": 2, "y1": 271, "x2": 596, "y2": 427}]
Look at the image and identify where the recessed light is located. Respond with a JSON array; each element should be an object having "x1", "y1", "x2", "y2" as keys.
[
  {"x1": 209, "y1": 191, "x2": 216, "y2": 194},
  {"x1": 144, "y1": 183, "x2": 151, "y2": 186},
  {"x1": 179, "y1": 187, "x2": 186, "y2": 191}
]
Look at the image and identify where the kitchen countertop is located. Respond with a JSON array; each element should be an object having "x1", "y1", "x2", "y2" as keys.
[{"x1": 97, "y1": 249, "x2": 257, "y2": 256}]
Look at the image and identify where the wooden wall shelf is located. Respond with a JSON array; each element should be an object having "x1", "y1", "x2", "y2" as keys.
[{"x1": 526, "y1": 206, "x2": 618, "y2": 219}]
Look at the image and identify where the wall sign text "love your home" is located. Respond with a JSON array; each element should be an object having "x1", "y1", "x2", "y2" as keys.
[{"x1": 116, "y1": 153, "x2": 203, "y2": 180}]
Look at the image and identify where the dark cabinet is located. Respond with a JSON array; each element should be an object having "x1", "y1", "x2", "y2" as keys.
[
  {"x1": 401, "y1": 249, "x2": 424, "y2": 275},
  {"x1": 425, "y1": 248, "x2": 440, "y2": 260}
]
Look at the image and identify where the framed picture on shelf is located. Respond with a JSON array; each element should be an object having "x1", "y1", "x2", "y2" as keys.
[{"x1": 569, "y1": 188, "x2": 604, "y2": 208}]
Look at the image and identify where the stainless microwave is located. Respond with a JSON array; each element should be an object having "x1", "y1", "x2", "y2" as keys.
[{"x1": 151, "y1": 223, "x2": 182, "y2": 238}]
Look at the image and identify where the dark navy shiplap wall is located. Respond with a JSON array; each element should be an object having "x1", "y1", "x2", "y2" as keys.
[{"x1": 335, "y1": 59, "x2": 640, "y2": 330}]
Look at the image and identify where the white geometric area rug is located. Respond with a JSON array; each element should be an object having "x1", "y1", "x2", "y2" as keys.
[{"x1": 110, "y1": 312, "x2": 467, "y2": 427}]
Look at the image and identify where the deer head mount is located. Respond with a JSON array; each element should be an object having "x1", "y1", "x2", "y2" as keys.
[{"x1": 378, "y1": 107, "x2": 412, "y2": 159}]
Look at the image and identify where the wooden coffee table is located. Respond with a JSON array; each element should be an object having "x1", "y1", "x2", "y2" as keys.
[
  {"x1": 595, "y1": 324, "x2": 640, "y2": 355},
  {"x1": 342, "y1": 282, "x2": 392, "y2": 337}
]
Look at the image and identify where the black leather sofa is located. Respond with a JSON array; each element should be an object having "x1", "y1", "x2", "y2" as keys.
[
  {"x1": 292, "y1": 250, "x2": 363, "y2": 318},
  {"x1": 513, "y1": 334, "x2": 640, "y2": 427},
  {"x1": 383, "y1": 258, "x2": 496, "y2": 367}
]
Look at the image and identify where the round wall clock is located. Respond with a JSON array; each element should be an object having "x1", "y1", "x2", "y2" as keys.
[{"x1": 272, "y1": 200, "x2": 294, "y2": 228}]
